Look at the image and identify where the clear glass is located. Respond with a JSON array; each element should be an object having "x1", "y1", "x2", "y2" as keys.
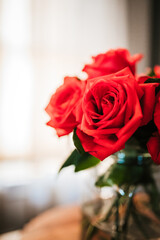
[{"x1": 81, "y1": 149, "x2": 160, "y2": 240}]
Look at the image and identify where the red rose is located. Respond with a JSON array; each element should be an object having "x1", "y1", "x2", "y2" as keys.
[
  {"x1": 139, "y1": 84, "x2": 159, "y2": 126},
  {"x1": 45, "y1": 77, "x2": 86, "y2": 137},
  {"x1": 83, "y1": 48, "x2": 143, "y2": 79},
  {"x1": 76, "y1": 68, "x2": 144, "y2": 160},
  {"x1": 137, "y1": 75, "x2": 160, "y2": 125},
  {"x1": 146, "y1": 87, "x2": 160, "y2": 164},
  {"x1": 147, "y1": 132, "x2": 160, "y2": 164},
  {"x1": 154, "y1": 91, "x2": 160, "y2": 133},
  {"x1": 154, "y1": 65, "x2": 160, "y2": 77}
]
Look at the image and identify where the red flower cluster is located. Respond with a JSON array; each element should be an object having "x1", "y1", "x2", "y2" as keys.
[{"x1": 46, "y1": 48, "x2": 160, "y2": 164}]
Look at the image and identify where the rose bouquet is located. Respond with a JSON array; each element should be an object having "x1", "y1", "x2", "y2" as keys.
[{"x1": 46, "y1": 49, "x2": 160, "y2": 239}]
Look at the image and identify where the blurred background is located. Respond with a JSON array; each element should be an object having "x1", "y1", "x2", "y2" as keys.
[{"x1": 0, "y1": 0, "x2": 159, "y2": 234}]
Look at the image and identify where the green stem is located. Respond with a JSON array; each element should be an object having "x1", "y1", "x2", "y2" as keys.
[
  {"x1": 131, "y1": 210, "x2": 149, "y2": 239},
  {"x1": 85, "y1": 224, "x2": 97, "y2": 240},
  {"x1": 115, "y1": 194, "x2": 120, "y2": 232},
  {"x1": 121, "y1": 186, "x2": 136, "y2": 232}
]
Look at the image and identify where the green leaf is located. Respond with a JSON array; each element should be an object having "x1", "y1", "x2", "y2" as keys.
[
  {"x1": 59, "y1": 149, "x2": 80, "y2": 172},
  {"x1": 75, "y1": 153, "x2": 100, "y2": 172},
  {"x1": 73, "y1": 128, "x2": 85, "y2": 154},
  {"x1": 59, "y1": 148, "x2": 100, "y2": 172},
  {"x1": 145, "y1": 78, "x2": 160, "y2": 83},
  {"x1": 147, "y1": 69, "x2": 155, "y2": 77}
]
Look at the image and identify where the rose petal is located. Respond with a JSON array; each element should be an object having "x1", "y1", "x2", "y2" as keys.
[{"x1": 147, "y1": 132, "x2": 160, "y2": 164}]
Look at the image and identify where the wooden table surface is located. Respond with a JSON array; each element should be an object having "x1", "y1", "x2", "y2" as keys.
[
  {"x1": 0, "y1": 205, "x2": 81, "y2": 240},
  {"x1": 1, "y1": 205, "x2": 160, "y2": 240}
]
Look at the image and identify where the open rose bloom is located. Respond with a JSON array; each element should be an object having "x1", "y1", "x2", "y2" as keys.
[{"x1": 46, "y1": 48, "x2": 160, "y2": 168}]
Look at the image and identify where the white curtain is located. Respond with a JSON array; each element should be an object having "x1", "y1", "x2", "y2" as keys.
[
  {"x1": 0, "y1": 0, "x2": 144, "y2": 162},
  {"x1": 0, "y1": 0, "x2": 33, "y2": 160}
]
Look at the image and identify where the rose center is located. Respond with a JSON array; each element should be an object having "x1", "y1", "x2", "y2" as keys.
[{"x1": 101, "y1": 94, "x2": 115, "y2": 115}]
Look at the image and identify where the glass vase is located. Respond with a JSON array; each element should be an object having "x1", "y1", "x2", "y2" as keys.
[{"x1": 81, "y1": 148, "x2": 160, "y2": 240}]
